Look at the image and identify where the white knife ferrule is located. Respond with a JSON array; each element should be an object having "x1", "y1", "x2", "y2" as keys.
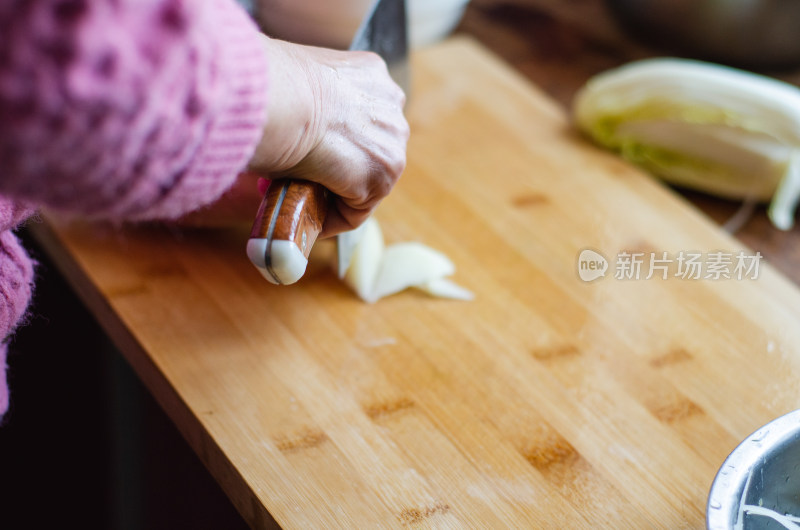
[{"x1": 247, "y1": 238, "x2": 308, "y2": 285}]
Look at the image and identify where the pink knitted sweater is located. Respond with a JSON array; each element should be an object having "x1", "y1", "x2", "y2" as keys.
[{"x1": 0, "y1": 0, "x2": 269, "y2": 418}]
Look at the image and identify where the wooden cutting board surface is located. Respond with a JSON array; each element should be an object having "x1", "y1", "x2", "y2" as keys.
[{"x1": 31, "y1": 37, "x2": 800, "y2": 528}]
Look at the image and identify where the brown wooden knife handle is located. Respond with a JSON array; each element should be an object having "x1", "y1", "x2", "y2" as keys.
[
  {"x1": 248, "y1": 179, "x2": 329, "y2": 284},
  {"x1": 251, "y1": 179, "x2": 329, "y2": 256}
]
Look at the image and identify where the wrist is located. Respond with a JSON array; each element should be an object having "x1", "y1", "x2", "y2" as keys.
[{"x1": 248, "y1": 36, "x2": 324, "y2": 173}]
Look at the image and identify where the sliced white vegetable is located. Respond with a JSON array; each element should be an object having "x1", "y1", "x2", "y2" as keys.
[
  {"x1": 342, "y1": 217, "x2": 471, "y2": 303},
  {"x1": 740, "y1": 505, "x2": 800, "y2": 530},
  {"x1": 415, "y1": 277, "x2": 475, "y2": 301},
  {"x1": 368, "y1": 242, "x2": 455, "y2": 303},
  {"x1": 343, "y1": 217, "x2": 384, "y2": 300},
  {"x1": 769, "y1": 150, "x2": 800, "y2": 230},
  {"x1": 573, "y1": 57, "x2": 800, "y2": 230}
]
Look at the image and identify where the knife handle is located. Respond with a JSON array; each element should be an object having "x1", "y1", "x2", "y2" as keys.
[{"x1": 247, "y1": 179, "x2": 329, "y2": 285}]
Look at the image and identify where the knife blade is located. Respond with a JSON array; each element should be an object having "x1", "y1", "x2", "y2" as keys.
[{"x1": 247, "y1": 0, "x2": 409, "y2": 285}]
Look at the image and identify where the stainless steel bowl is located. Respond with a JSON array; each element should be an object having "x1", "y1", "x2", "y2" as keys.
[
  {"x1": 707, "y1": 409, "x2": 800, "y2": 530},
  {"x1": 606, "y1": 0, "x2": 800, "y2": 69}
]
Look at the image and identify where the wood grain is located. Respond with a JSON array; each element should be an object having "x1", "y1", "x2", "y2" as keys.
[
  {"x1": 457, "y1": 0, "x2": 800, "y2": 286},
  {"x1": 30, "y1": 38, "x2": 800, "y2": 529},
  {"x1": 250, "y1": 179, "x2": 328, "y2": 259}
]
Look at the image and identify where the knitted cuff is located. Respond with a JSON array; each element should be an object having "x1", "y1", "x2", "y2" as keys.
[{"x1": 131, "y1": 0, "x2": 269, "y2": 220}]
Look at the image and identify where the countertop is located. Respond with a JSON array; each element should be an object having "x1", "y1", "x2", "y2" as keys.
[{"x1": 28, "y1": 35, "x2": 800, "y2": 528}]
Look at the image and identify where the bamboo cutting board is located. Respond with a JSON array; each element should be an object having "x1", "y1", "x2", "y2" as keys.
[{"x1": 31, "y1": 37, "x2": 800, "y2": 528}]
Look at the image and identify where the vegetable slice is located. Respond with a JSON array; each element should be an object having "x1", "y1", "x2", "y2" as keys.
[
  {"x1": 342, "y1": 218, "x2": 472, "y2": 303},
  {"x1": 370, "y1": 242, "x2": 455, "y2": 303},
  {"x1": 343, "y1": 216, "x2": 384, "y2": 300},
  {"x1": 573, "y1": 57, "x2": 800, "y2": 229},
  {"x1": 415, "y1": 277, "x2": 475, "y2": 301}
]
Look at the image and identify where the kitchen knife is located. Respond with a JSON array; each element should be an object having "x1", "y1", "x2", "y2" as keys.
[{"x1": 247, "y1": 0, "x2": 409, "y2": 285}]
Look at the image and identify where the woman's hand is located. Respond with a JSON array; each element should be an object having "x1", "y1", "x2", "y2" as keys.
[{"x1": 247, "y1": 35, "x2": 409, "y2": 237}]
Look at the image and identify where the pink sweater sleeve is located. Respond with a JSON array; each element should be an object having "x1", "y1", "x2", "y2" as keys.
[
  {"x1": 0, "y1": 0, "x2": 269, "y2": 418},
  {"x1": 0, "y1": 0, "x2": 269, "y2": 220},
  {"x1": 0, "y1": 199, "x2": 37, "y2": 419}
]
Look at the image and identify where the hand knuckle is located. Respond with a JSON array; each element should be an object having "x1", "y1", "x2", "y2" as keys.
[
  {"x1": 388, "y1": 151, "x2": 406, "y2": 179},
  {"x1": 399, "y1": 117, "x2": 410, "y2": 139}
]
